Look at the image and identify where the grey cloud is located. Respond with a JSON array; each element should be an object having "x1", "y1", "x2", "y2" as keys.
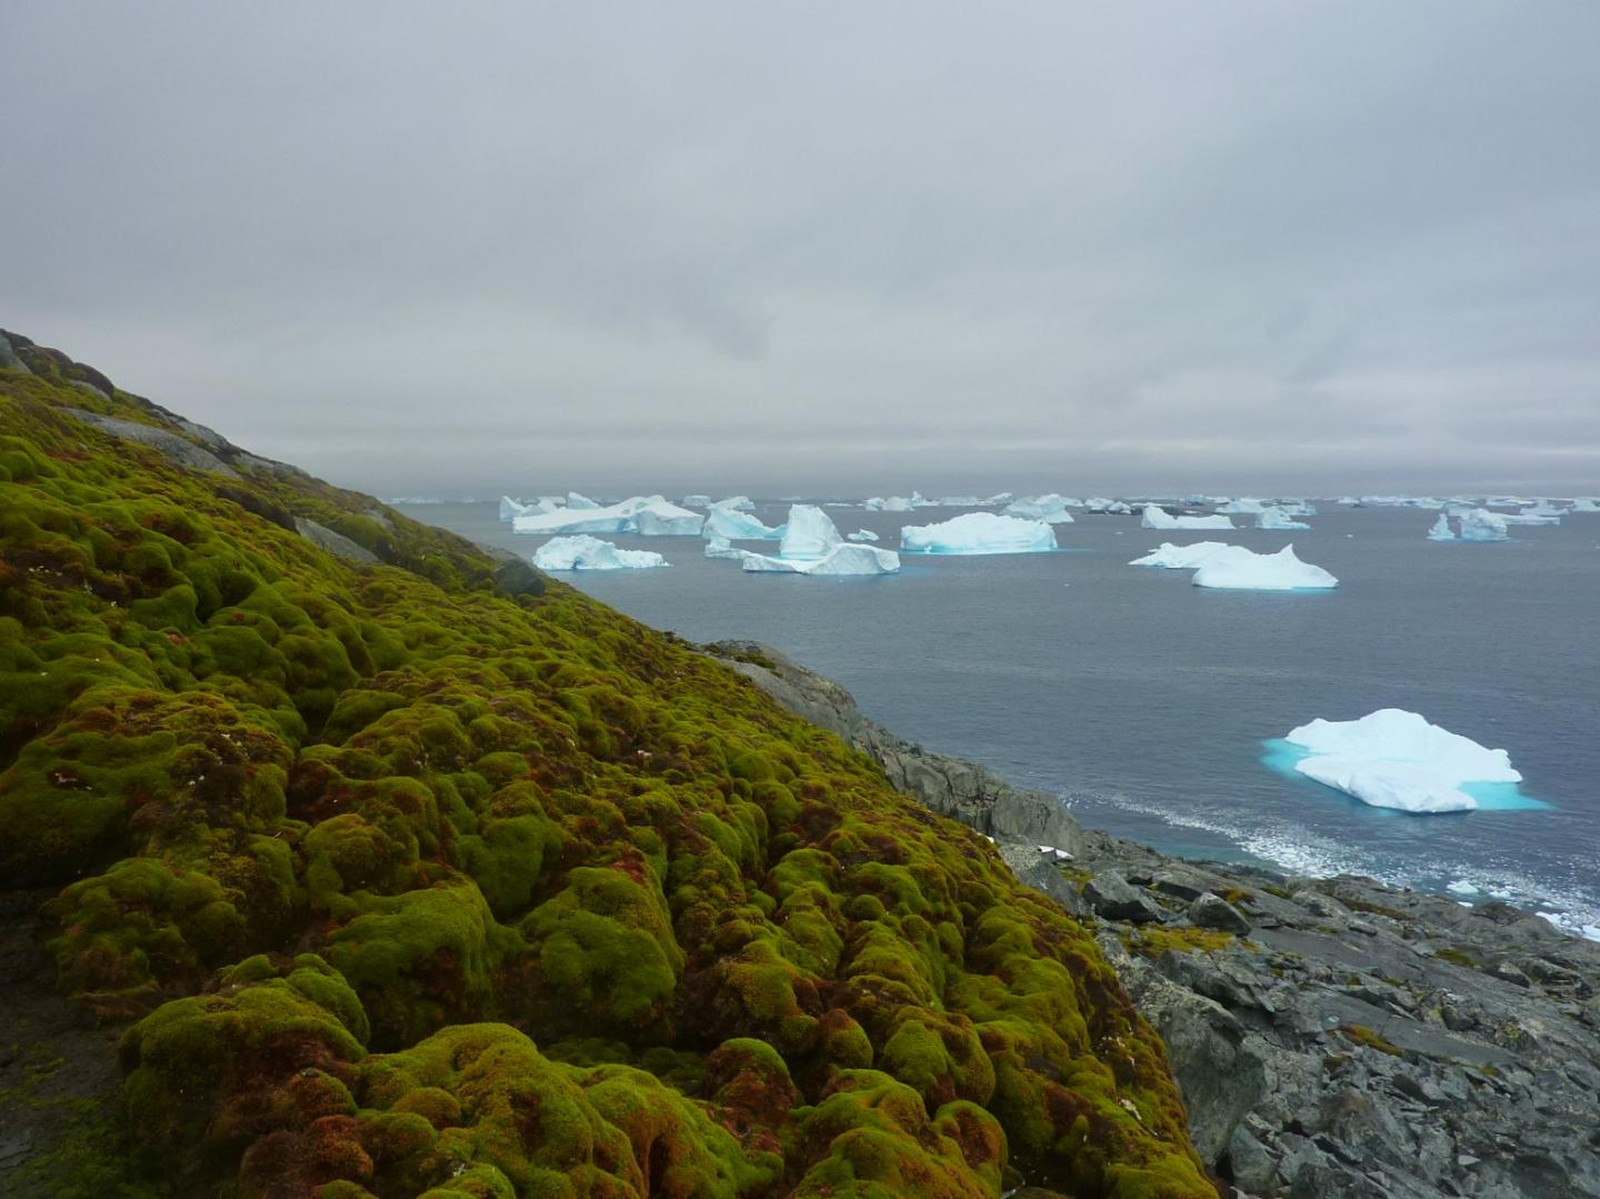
[{"x1": 3, "y1": 2, "x2": 1598, "y2": 497}]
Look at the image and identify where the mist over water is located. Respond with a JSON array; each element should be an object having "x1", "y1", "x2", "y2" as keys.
[{"x1": 404, "y1": 500, "x2": 1600, "y2": 935}]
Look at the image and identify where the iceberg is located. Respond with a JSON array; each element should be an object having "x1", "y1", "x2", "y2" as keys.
[
  {"x1": 1571, "y1": 498, "x2": 1600, "y2": 513},
  {"x1": 1140, "y1": 504, "x2": 1234, "y2": 531},
  {"x1": 1128, "y1": 541, "x2": 1237, "y2": 569},
  {"x1": 1426, "y1": 514, "x2": 1456, "y2": 541},
  {"x1": 1214, "y1": 497, "x2": 1267, "y2": 514},
  {"x1": 1500, "y1": 513, "x2": 1561, "y2": 527},
  {"x1": 1005, "y1": 495, "x2": 1077, "y2": 523},
  {"x1": 1254, "y1": 506, "x2": 1310, "y2": 530},
  {"x1": 499, "y1": 495, "x2": 526, "y2": 522},
  {"x1": 740, "y1": 543, "x2": 900, "y2": 576},
  {"x1": 1521, "y1": 501, "x2": 1564, "y2": 517},
  {"x1": 532, "y1": 535, "x2": 668, "y2": 571},
  {"x1": 710, "y1": 495, "x2": 756, "y2": 512},
  {"x1": 777, "y1": 504, "x2": 845, "y2": 559},
  {"x1": 513, "y1": 495, "x2": 705, "y2": 537},
  {"x1": 847, "y1": 529, "x2": 880, "y2": 542},
  {"x1": 703, "y1": 507, "x2": 784, "y2": 541},
  {"x1": 1283, "y1": 708, "x2": 1521, "y2": 814},
  {"x1": 634, "y1": 499, "x2": 706, "y2": 536},
  {"x1": 680, "y1": 494, "x2": 712, "y2": 508},
  {"x1": 1084, "y1": 497, "x2": 1132, "y2": 514},
  {"x1": 1190, "y1": 544, "x2": 1338, "y2": 590},
  {"x1": 864, "y1": 495, "x2": 916, "y2": 512},
  {"x1": 566, "y1": 491, "x2": 601, "y2": 510},
  {"x1": 900, "y1": 512, "x2": 1056, "y2": 554},
  {"x1": 1457, "y1": 508, "x2": 1509, "y2": 542},
  {"x1": 704, "y1": 536, "x2": 743, "y2": 560}
]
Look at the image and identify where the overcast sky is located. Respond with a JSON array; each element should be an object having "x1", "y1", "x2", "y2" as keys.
[{"x1": 4, "y1": 3, "x2": 1598, "y2": 498}]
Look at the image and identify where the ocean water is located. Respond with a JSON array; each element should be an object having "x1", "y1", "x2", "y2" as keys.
[{"x1": 399, "y1": 501, "x2": 1600, "y2": 936}]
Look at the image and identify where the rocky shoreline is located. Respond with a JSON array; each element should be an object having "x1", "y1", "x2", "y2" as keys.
[{"x1": 708, "y1": 641, "x2": 1600, "y2": 1199}]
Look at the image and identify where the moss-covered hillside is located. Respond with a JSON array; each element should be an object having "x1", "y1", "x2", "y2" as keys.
[{"x1": 0, "y1": 332, "x2": 1217, "y2": 1198}]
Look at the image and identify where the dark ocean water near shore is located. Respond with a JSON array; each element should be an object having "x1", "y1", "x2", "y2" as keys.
[{"x1": 400, "y1": 500, "x2": 1600, "y2": 937}]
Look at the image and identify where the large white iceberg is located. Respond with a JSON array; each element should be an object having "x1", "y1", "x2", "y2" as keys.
[
  {"x1": 532, "y1": 535, "x2": 668, "y2": 571},
  {"x1": 1426, "y1": 514, "x2": 1456, "y2": 542},
  {"x1": 1190, "y1": 544, "x2": 1338, "y2": 590},
  {"x1": 1128, "y1": 541, "x2": 1237, "y2": 569},
  {"x1": 1457, "y1": 508, "x2": 1509, "y2": 542},
  {"x1": 703, "y1": 507, "x2": 784, "y2": 541},
  {"x1": 900, "y1": 512, "x2": 1056, "y2": 554},
  {"x1": 1254, "y1": 506, "x2": 1311, "y2": 530},
  {"x1": 740, "y1": 543, "x2": 900, "y2": 576},
  {"x1": 777, "y1": 504, "x2": 844, "y2": 558},
  {"x1": 513, "y1": 496, "x2": 705, "y2": 537},
  {"x1": 1284, "y1": 708, "x2": 1521, "y2": 813},
  {"x1": 1140, "y1": 504, "x2": 1234, "y2": 531}
]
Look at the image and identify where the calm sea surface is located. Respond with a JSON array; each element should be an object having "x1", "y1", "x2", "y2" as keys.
[{"x1": 399, "y1": 501, "x2": 1600, "y2": 936}]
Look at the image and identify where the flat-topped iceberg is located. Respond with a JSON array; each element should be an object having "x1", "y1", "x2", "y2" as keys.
[
  {"x1": 1283, "y1": 708, "x2": 1521, "y2": 813},
  {"x1": 1254, "y1": 506, "x2": 1310, "y2": 530},
  {"x1": 1129, "y1": 541, "x2": 1237, "y2": 569},
  {"x1": 532, "y1": 535, "x2": 668, "y2": 571},
  {"x1": 1457, "y1": 508, "x2": 1509, "y2": 542},
  {"x1": 703, "y1": 507, "x2": 783, "y2": 540},
  {"x1": 1427, "y1": 514, "x2": 1456, "y2": 541},
  {"x1": 1571, "y1": 498, "x2": 1600, "y2": 513},
  {"x1": 1190, "y1": 544, "x2": 1338, "y2": 590},
  {"x1": 901, "y1": 512, "x2": 1056, "y2": 554},
  {"x1": 741, "y1": 543, "x2": 900, "y2": 576},
  {"x1": 513, "y1": 496, "x2": 705, "y2": 537},
  {"x1": 1214, "y1": 497, "x2": 1267, "y2": 514},
  {"x1": 1500, "y1": 512, "x2": 1561, "y2": 527},
  {"x1": 1140, "y1": 504, "x2": 1234, "y2": 531},
  {"x1": 704, "y1": 536, "x2": 743, "y2": 560}
]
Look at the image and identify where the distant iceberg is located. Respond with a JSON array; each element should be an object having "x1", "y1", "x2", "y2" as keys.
[
  {"x1": 1571, "y1": 498, "x2": 1600, "y2": 513},
  {"x1": 741, "y1": 543, "x2": 900, "y2": 576},
  {"x1": 1190, "y1": 544, "x2": 1338, "y2": 590},
  {"x1": 864, "y1": 495, "x2": 917, "y2": 512},
  {"x1": 532, "y1": 535, "x2": 668, "y2": 571},
  {"x1": 901, "y1": 512, "x2": 1056, "y2": 554},
  {"x1": 499, "y1": 495, "x2": 562, "y2": 522},
  {"x1": 513, "y1": 495, "x2": 705, "y2": 537},
  {"x1": 1084, "y1": 497, "x2": 1132, "y2": 514},
  {"x1": 1214, "y1": 497, "x2": 1267, "y2": 514},
  {"x1": 710, "y1": 495, "x2": 756, "y2": 512},
  {"x1": 1129, "y1": 541, "x2": 1237, "y2": 569},
  {"x1": 680, "y1": 494, "x2": 712, "y2": 508},
  {"x1": 1283, "y1": 708, "x2": 1521, "y2": 813},
  {"x1": 1140, "y1": 504, "x2": 1234, "y2": 531},
  {"x1": 566, "y1": 491, "x2": 601, "y2": 510},
  {"x1": 1254, "y1": 506, "x2": 1310, "y2": 530},
  {"x1": 1500, "y1": 513, "x2": 1561, "y2": 527},
  {"x1": 847, "y1": 529, "x2": 880, "y2": 542},
  {"x1": 1426, "y1": 514, "x2": 1456, "y2": 542},
  {"x1": 703, "y1": 507, "x2": 784, "y2": 541},
  {"x1": 1006, "y1": 495, "x2": 1078, "y2": 523},
  {"x1": 1457, "y1": 508, "x2": 1509, "y2": 542},
  {"x1": 704, "y1": 536, "x2": 743, "y2": 560}
]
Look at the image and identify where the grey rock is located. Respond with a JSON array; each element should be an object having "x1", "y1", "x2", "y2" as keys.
[
  {"x1": 492, "y1": 556, "x2": 547, "y2": 599},
  {"x1": 1190, "y1": 892, "x2": 1252, "y2": 934},
  {"x1": 62, "y1": 407, "x2": 240, "y2": 478},
  {"x1": 1084, "y1": 871, "x2": 1166, "y2": 923},
  {"x1": 293, "y1": 517, "x2": 380, "y2": 564},
  {"x1": 0, "y1": 332, "x2": 29, "y2": 373}
]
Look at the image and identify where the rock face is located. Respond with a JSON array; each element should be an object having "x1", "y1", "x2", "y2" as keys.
[{"x1": 723, "y1": 642, "x2": 1600, "y2": 1199}]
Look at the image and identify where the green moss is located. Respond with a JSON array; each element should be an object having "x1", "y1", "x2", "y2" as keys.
[
  {"x1": 1338, "y1": 1023, "x2": 1405, "y2": 1057},
  {"x1": 0, "y1": 346, "x2": 1216, "y2": 1197},
  {"x1": 1121, "y1": 925, "x2": 1238, "y2": 959}
]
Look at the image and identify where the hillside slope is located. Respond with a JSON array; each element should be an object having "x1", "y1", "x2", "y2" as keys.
[{"x1": 0, "y1": 330, "x2": 1215, "y2": 1198}]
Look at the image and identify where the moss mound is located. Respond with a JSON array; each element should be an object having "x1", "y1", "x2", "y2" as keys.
[{"x1": 0, "y1": 337, "x2": 1217, "y2": 1197}]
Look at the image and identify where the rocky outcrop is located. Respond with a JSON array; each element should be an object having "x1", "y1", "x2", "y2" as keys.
[
  {"x1": 292, "y1": 515, "x2": 380, "y2": 563},
  {"x1": 0, "y1": 331, "x2": 29, "y2": 373},
  {"x1": 62, "y1": 407, "x2": 242, "y2": 477},
  {"x1": 721, "y1": 642, "x2": 1600, "y2": 1199}
]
